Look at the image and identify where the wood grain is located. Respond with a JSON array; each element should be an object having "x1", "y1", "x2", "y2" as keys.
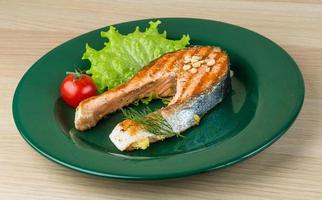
[{"x1": 1, "y1": 0, "x2": 321, "y2": 199}]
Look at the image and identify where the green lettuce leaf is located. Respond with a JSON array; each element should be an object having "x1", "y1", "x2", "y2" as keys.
[{"x1": 82, "y1": 20, "x2": 190, "y2": 92}]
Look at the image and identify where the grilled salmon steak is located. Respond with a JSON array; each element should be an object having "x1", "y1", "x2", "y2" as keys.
[{"x1": 75, "y1": 46, "x2": 230, "y2": 151}]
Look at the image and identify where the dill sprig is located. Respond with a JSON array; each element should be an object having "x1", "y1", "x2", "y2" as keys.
[{"x1": 121, "y1": 107, "x2": 182, "y2": 137}]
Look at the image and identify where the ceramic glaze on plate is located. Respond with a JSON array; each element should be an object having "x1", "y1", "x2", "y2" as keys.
[{"x1": 12, "y1": 18, "x2": 304, "y2": 180}]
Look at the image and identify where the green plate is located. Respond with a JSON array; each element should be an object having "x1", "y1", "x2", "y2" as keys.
[{"x1": 12, "y1": 18, "x2": 304, "y2": 180}]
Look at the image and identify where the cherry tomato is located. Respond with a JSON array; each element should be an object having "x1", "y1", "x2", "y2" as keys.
[{"x1": 60, "y1": 72, "x2": 97, "y2": 108}]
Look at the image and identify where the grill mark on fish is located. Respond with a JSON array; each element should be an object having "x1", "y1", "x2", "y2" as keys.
[
  {"x1": 192, "y1": 52, "x2": 228, "y2": 95},
  {"x1": 164, "y1": 49, "x2": 186, "y2": 72},
  {"x1": 169, "y1": 47, "x2": 200, "y2": 105},
  {"x1": 180, "y1": 47, "x2": 214, "y2": 100}
]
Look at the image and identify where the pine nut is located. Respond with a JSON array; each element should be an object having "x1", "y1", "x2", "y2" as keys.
[{"x1": 183, "y1": 64, "x2": 191, "y2": 71}]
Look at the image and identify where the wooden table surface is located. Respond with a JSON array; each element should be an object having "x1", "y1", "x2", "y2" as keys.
[{"x1": 1, "y1": 0, "x2": 322, "y2": 199}]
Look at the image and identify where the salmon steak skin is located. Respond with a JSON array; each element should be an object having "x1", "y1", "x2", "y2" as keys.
[{"x1": 74, "y1": 46, "x2": 231, "y2": 151}]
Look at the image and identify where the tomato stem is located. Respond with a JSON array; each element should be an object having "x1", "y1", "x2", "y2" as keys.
[{"x1": 66, "y1": 69, "x2": 83, "y2": 79}]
